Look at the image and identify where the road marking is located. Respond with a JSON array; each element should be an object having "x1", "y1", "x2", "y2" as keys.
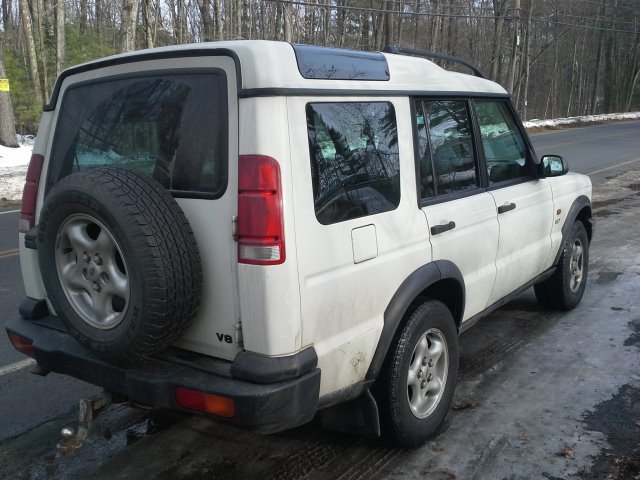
[
  {"x1": 0, "y1": 248, "x2": 19, "y2": 259},
  {"x1": 0, "y1": 209, "x2": 19, "y2": 215},
  {"x1": 0, "y1": 358, "x2": 36, "y2": 377},
  {"x1": 587, "y1": 158, "x2": 640, "y2": 176}
]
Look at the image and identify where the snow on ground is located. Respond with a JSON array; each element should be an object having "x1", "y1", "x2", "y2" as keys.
[
  {"x1": 0, "y1": 136, "x2": 33, "y2": 202},
  {"x1": 522, "y1": 111, "x2": 640, "y2": 128},
  {"x1": 1, "y1": 112, "x2": 639, "y2": 202}
]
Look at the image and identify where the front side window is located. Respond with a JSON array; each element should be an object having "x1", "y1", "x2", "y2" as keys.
[
  {"x1": 307, "y1": 102, "x2": 400, "y2": 225},
  {"x1": 473, "y1": 100, "x2": 531, "y2": 184},
  {"x1": 420, "y1": 100, "x2": 478, "y2": 196},
  {"x1": 49, "y1": 70, "x2": 228, "y2": 197}
]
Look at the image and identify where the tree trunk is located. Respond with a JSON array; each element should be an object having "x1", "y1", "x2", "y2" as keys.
[
  {"x1": 120, "y1": 0, "x2": 139, "y2": 52},
  {"x1": 79, "y1": 0, "x2": 87, "y2": 34},
  {"x1": 0, "y1": 44, "x2": 19, "y2": 147},
  {"x1": 55, "y1": 0, "x2": 65, "y2": 75},
  {"x1": 2, "y1": 0, "x2": 13, "y2": 32},
  {"x1": 283, "y1": 3, "x2": 292, "y2": 42},
  {"x1": 19, "y1": 0, "x2": 44, "y2": 104},
  {"x1": 199, "y1": 0, "x2": 213, "y2": 41},
  {"x1": 489, "y1": 0, "x2": 505, "y2": 82},
  {"x1": 214, "y1": 0, "x2": 222, "y2": 40},
  {"x1": 33, "y1": 0, "x2": 50, "y2": 96},
  {"x1": 143, "y1": 0, "x2": 153, "y2": 47}
]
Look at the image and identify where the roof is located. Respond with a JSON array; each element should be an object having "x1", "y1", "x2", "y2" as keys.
[{"x1": 47, "y1": 41, "x2": 507, "y2": 110}]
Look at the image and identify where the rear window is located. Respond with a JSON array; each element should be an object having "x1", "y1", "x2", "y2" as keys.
[{"x1": 48, "y1": 69, "x2": 228, "y2": 198}]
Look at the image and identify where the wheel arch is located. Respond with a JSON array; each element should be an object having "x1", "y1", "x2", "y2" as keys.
[
  {"x1": 554, "y1": 195, "x2": 594, "y2": 266},
  {"x1": 365, "y1": 260, "x2": 465, "y2": 381}
]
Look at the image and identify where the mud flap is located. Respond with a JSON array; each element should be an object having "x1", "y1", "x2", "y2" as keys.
[{"x1": 319, "y1": 389, "x2": 381, "y2": 437}]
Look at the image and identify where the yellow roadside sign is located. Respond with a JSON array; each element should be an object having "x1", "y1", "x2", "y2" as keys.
[{"x1": 0, "y1": 79, "x2": 9, "y2": 92}]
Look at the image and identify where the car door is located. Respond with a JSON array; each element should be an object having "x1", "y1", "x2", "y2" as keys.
[
  {"x1": 416, "y1": 99, "x2": 499, "y2": 322},
  {"x1": 290, "y1": 98, "x2": 431, "y2": 396},
  {"x1": 471, "y1": 100, "x2": 554, "y2": 306}
]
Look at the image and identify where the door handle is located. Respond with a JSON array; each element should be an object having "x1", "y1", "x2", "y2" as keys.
[
  {"x1": 430, "y1": 221, "x2": 456, "y2": 235},
  {"x1": 498, "y1": 202, "x2": 516, "y2": 214}
]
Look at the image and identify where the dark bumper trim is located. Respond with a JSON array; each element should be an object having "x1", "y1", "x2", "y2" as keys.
[{"x1": 5, "y1": 316, "x2": 320, "y2": 434}]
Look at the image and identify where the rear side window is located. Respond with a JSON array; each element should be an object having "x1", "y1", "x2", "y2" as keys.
[
  {"x1": 49, "y1": 70, "x2": 228, "y2": 198},
  {"x1": 306, "y1": 102, "x2": 400, "y2": 225},
  {"x1": 418, "y1": 99, "x2": 478, "y2": 197}
]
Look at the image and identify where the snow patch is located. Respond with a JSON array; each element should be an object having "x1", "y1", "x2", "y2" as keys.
[
  {"x1": 523, "y1": 112, "x2": 640, "y2": 129},
  {"x1": 0, "y1": 141, "x2": 32, "y2": 201}
]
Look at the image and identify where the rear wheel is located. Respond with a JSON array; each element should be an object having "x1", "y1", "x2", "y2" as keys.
[
  {"x1": 377, "y1": 300, "x2": 458, "y2": 447},
  {"x1": 534, "y1": 221, "x2": 589, "y2": 310}
]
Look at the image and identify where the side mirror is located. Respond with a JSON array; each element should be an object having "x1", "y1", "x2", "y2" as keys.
[{"x1": 541, "y1": 155, "x2": 568, "y2": 177}]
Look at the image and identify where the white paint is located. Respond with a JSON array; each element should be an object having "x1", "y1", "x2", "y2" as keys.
[
  {"x1": 0, "y1": 209, "x2": 19, "y2": 215},
  {"x1": 0, "y1": 358, "x2": 36, "y2": 376},
  {"x1": 587, "y1": 157, "x2": 640, "y2": 176}
]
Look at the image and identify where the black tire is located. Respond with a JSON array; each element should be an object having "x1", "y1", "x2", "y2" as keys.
[
  {"x1": 37, "y1": 167, "x2": 202, "y2": 365},
  {"x1": 534, "y1": 221, "x2": 589, "y2": 311},
  {"x1": 376, "y1": 300, "x2": 459, "y2": 448}
]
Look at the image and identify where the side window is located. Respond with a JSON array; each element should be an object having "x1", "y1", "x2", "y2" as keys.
[
  {"x1": 306, "y1": 102, "x2": 400, "y2": 225},
  {"x1": 473, "y1": 100, "x2": 531, "y2": 185},
  {"x1": 420, "y1": 100, "x2": 478, "y2": 196}
]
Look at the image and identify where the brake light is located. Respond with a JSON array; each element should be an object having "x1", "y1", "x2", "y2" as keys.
[
  {"x1": 237, "y1": 155, "x2": 285, "y2": 265},
  {"x1": 7, "y1": 331, "x2": 36, "y2": 358},
  {"x1": 19, "y1": 154, "x2": 44, "y2": 234},
  {"x1": 175, "y1": 387, "x2": 236, "y2": 417}
]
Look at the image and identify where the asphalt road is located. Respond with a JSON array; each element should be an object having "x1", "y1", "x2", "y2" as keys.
[
  {"x1": 530, "y1": 120, "x2": 640, "y2": 182},
  {"x1": 0, "y1": 120, "x2": 639, "y2": 479},
  {"x1": 0, "y1": 210, "x2": 99, "y2": 442}
]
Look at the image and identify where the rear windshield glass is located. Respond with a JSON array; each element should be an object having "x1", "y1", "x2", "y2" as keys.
[{"x1": 48, "y1": 69, "x2": 228, "y2": 198}]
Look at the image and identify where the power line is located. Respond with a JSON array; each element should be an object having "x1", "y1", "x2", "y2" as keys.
[
  {"x1": 265, "y1": 0, "x2": 640, "y2": 35},
  {"x1": 265, "y1": 0, "x2": 503, "y2": 20}
]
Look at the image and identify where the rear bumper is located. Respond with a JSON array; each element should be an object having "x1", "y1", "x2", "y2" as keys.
[{"x1": 5, "y1": 315, "x2": 320, "y2": 434}]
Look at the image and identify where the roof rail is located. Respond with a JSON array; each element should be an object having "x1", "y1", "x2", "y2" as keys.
[{"x1": 382, "y1": 45, "x2": 486, "y2": 79}]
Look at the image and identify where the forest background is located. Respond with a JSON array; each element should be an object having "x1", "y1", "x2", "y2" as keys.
[{"x1": 1, "y1": 0, "x2": 640, "y2": 142}]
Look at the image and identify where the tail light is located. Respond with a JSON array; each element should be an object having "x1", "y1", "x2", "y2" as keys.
[
  {"x1": 19, "y1": 154, "x2": 45, "y2": 234},
  {"x1": 237, "y1": 155, "x2": 285, "y2": 265}
]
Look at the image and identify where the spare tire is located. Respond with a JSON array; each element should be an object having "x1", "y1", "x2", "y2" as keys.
[{"x1": 37, "y1": 167, "x2": 202, "y2": 365}]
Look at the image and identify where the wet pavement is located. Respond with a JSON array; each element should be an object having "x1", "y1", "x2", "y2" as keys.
[{"x1": 1, "y1": 170, "x2": 639, "y2": 479}]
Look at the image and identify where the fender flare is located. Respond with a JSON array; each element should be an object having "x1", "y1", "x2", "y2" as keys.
[
  {"x1": 553, "y1": 195, "x2": 594, "y2": 266},
  {"x1": 365, "y1": 260, "x2": 465, "y2": 381}
]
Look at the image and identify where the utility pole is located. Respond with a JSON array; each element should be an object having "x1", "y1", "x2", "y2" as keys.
[{"x1": 507, "y1": 0, "x2": 520, "y2": 94}]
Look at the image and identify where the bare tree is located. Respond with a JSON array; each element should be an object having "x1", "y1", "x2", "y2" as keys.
[
  {"x1": 20, "y1": 0, "x2": 44, "y2": 104},
  {"x1": 121, "y1": 0, "x2": 139, "y2": 51},
  {"x1": 0, "y1": 43, "x2": 19, "y2": 147},
  {"x1": 56, "y1": 0, "x2": 65, "y2": 75}
]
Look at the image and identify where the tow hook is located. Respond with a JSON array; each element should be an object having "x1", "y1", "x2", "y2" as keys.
[{"x1": 56, "y1": 391, "x2": 116, "y2": 456}]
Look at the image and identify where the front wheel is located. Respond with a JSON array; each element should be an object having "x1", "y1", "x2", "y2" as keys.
[
  {"x1": 377, "y1": 300, "x2": 459, "y2": 447},
  {"x1": 534, "y1": 221, "x2": 589, "y2": 310}
]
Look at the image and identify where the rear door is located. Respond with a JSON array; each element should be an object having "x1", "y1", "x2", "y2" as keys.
[
  {"x1": 290, "y1": 97, "x2": 431, "y2": 396},
  {"x1": 471, "y1": 100, "x2": 553, "y2": 305},
  {"x1": 415, "y1": 99, "x2": 499, "y2": 321},
  {"x1": 44, "y1": 55, "x2": 240, "y2": 359}
]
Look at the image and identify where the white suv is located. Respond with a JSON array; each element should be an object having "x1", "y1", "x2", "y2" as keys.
[{"x1": 6, "y1": 41, "x2": 593, "y2": 447}]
